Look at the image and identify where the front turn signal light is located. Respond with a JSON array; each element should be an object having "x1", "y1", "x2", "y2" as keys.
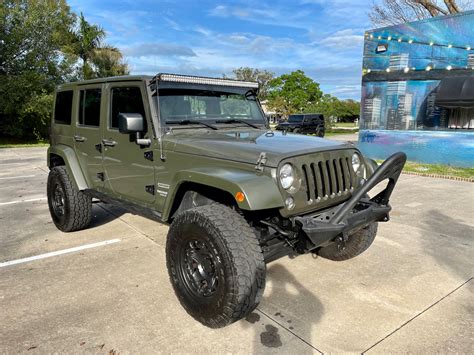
[{"x1": 235, "y1": 191, "x2": 245, "y2": 203}]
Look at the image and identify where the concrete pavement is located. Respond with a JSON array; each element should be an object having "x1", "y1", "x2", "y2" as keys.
[{"x1": 0, "y1": 146, "x2": 472, "y2": 353}]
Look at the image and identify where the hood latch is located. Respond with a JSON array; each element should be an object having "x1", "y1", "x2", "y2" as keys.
[{"x1": 255, "y1": 152, "x2": 267, "y2": 171}]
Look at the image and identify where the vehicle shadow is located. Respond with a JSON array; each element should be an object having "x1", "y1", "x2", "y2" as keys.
[
  {"x1": 87, "y1": 203, "x2": 126, "y2": 229},
  {"x1": 420, "y1": 209, "x2": 473, "y2": 281},
  {"x1": 247, "y1": 262, "x2": 325, "y2": 352}
]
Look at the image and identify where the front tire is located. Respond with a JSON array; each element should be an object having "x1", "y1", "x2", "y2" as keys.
[
  {"x1": 47, "y1": 166, "x2": 92, "y2": 232},
  {"x1": 166, "y1": 204, "x2": 266, "y2": 328},
  {"x1": 317, "y1": 222, "x2": 378, "y2": 261}
]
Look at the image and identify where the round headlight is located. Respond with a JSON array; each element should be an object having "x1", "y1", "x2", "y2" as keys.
[
  {"x1": 352, "y1": 153, "x2": 361, "y2": 173},
  {"x1": 279, "y1": 163, "x2": 294, "y2": 190}
]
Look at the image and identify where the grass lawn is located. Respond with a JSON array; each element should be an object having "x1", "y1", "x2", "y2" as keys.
[
  {"x1": 325, "y1": 128, "x2": 359, "y2": 136},
  {"x1": 376, "y1": 159, "x2": 474, "y2": 180},
  {"x1": 333, "y1": 122, "x2": 359, "y2": 128},
  {"x1": 402, "y1": 161, "x2": 474, "y2": 180},
  {"x1": 0, "y1": 137, "x2": 49, "y2": 148}
]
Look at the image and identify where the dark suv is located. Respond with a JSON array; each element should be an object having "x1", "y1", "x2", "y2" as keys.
[{"x1": 276, "y1": 113, "x2": 325, "y2": 136}]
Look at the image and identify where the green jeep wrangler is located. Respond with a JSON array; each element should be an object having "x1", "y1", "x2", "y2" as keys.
[{"x1": 47, "y1": 74, "x2": 406, "y2": 328}]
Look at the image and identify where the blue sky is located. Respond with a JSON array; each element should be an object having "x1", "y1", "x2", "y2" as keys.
[{"x1": 69, "y1": 0, "x2": 375, "y2": 100}]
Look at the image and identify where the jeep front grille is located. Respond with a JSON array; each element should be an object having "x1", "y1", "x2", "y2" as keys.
[{"x1": 300, "y1": 157, "x2": 355, "y2": 202}]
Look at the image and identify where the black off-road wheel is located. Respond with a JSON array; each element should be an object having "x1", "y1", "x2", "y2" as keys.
[
  {"x1": 47, "y1": 166, "x2": 92, "y2": 232},
  {"x1": 166, "y1": 204, "x2": 266, "y2": 328},
  {"x1": 317, "y1": 222, "x2": 378, "y2": 261}
]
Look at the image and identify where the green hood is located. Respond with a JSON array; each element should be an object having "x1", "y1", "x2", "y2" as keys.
[{"x1": 166, "y1": 129, "x2": 354, "y2": 167}]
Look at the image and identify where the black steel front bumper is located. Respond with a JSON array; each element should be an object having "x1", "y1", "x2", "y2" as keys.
[{"x1": 295, "y1": 152, "x2": 407, "y2": 249}]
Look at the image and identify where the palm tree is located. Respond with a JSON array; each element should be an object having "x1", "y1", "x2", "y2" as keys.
[
  {"x1": 74, "y1": 13, "x2": 105, "y2": 79},
  {"x1": 91, "y1": 46, "x2": 129, "y2": 78}
]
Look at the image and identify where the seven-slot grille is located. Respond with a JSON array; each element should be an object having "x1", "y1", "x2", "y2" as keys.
[{"x1": 300, "y1": 157, "x2": 356, "y2": 202}]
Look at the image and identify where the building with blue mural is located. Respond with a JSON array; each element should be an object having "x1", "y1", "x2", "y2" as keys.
[{"x1": 359, "y1": 11, "x2": 474, "y2": 167}]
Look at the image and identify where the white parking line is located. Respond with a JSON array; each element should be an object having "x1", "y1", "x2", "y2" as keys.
[
  {"x1": 0, "y1": 239, "x2": 121, "y2": 268},
  {"x1": 0, "y1": 197, "x2": 46, "y2": 206},
  {"x1": 0, "y1": 175, "x2": 36, "y2": 180}
]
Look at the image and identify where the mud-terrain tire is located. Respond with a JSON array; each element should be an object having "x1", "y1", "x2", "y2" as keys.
[
  {"x1": 166, "y1": 204, "x2": 266, "y2": 328},
  {"x1": 317, "y1": 222, "x2": 378, "y2": 261},
  {"x1": 47, "y1": 166, "x2": 92, "y2": 232}
]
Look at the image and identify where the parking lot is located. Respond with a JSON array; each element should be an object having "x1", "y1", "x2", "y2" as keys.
[{"x1": 0, "y1": 146, "x2": 472, "y2": 353}]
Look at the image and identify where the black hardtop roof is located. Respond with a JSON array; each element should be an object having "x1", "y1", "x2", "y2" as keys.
[{"x1": 57, "y1": 75, "x2": 153, "y2": 90}]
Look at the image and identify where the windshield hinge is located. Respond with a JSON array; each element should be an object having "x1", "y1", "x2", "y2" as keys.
[{"x1": 255, "y1": 152, "x2": 267, "y2": 171}]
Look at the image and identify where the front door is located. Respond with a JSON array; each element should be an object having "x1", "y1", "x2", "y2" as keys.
[
  {"x1": 74, "y1": 85, "x2": 104, "y2": 189},
  {"x1": 101, "y1": 82, "x2": 156, "y2": 205}
]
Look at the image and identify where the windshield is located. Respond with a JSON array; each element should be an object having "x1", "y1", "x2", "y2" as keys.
[
  {"x1": 158, "y1": 89, "x2": 265, "y2": 124},
  {"x1": 288, "y1": 115, "x2": 304, "y2": 123}
]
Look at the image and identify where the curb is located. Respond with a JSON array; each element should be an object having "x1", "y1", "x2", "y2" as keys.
[{"x1": 401, "y1": 170, "x2": 474, "y2": 183}]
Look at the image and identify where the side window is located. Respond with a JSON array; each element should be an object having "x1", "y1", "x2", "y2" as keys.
[
  {"x1": 54, "y1": 90, "x2": 73, "y2": 124},
  {"x1": 110, "y1": 87, "x2": 146, "y2": 129},
  {"x1": 78, "y1": 88, "x2": 102, "y2": 127}
]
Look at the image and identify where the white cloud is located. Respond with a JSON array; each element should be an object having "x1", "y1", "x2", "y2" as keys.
[
  {"x1": 123, "y1": 43, "x2": 197, "y2": 57},
  {"x1": 163, "y1": 17, "x2": 183, "y2": 31},
  {"x1": 319, "y1": 29, "x2": 365, "y2": 49},
  {"x1": 209, "y1": 4, "x2": 313, "y2": 29}
]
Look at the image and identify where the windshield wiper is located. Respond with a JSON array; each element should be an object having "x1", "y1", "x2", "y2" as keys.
[
  {"x1": 166, "y1": 119, "x2": 218, "y2": 130},
  {"x1": 215, "y1": 118, "x2": 261, "y2": 129}
]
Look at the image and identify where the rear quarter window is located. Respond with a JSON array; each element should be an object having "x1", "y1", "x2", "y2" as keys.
[
  {"x1": 78, "y1": 89, "x2": 102, "y2": 127},
  {"x1": 54, "y1": 90, "x2": 74, "y2": 125}
]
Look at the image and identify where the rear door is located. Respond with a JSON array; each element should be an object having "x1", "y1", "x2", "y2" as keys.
[
  {"x1": 74, "y1": 85, "x2": 104, "y2": 189},
  {"x1": 101, "y1": 82, "x2": 155, "y2": 205},
  {"x1": 302, "y1": 115, "x2": 312, "y2": 133}
]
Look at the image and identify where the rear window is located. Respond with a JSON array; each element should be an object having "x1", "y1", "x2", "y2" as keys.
[
  {"x1": 288, "y1": 115, "x2": 304, "y2": 123},
  {"x1": 54, "y1": 91, "x2": 73, "y2": 125},
  {"x1": 78, "y1": 89, "x2": 102, "y2": 127}
]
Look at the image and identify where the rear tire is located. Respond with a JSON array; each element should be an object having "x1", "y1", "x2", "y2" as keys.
[
  {"x1": 166, "y1": 204, "x2": 266, "y2": 328},
  {"x1": 317, "y1": 222, "x2": 378, "y2": 261},
  {"x1": 47, "y1": 166, "x2": 92, "y2": 232}
]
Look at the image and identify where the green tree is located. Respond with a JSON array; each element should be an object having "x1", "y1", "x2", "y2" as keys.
[
  {"x1": 0, "y1": 2, "x2": 129, "y2": 141},
  {"x1": 71, "y1": 12, "x2": 105, "y2": 79},
  {"x1": 91, "y1": 46, "x2": 129, "y2": 78},
  {"x1": 0, "y1": 0, "x2": 76, "y2": 139},
  {"x1": 305, "y1": 95, "x2": 361, "y2": 128},
  {"x1": 267, "y1": 70, "x2": 323, "y2": 116},
  {"x1": 305, "y1": 94, "x2": 339, "y2": 129},
  {"x1": 68, "y1": 13, "x2": 128, "y2": 79},
  {"x1": 232, "y1": 67, "x2": 274, "y2": 100}
]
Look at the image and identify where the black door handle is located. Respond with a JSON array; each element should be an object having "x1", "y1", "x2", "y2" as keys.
[
  {"x1": 74, "y1": 135, "x2": 86, "y2": 142},
  {"x1": 102, "y1": 139, "x2": 117, "y2": 147}
]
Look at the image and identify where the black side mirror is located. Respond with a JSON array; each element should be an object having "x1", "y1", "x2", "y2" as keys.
[
  {"x1": 118, "y1": 113, "x2": 145, "y2": 133},
  {"x1": 118, "y1": 113, "x2": 151, "y2": 147}
]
